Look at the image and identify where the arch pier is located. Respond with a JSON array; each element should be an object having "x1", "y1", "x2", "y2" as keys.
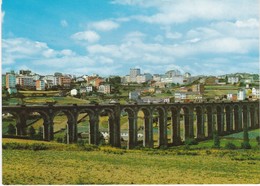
[{"x1": 2, "y1": 101, "x2": 259, "y2": 149}]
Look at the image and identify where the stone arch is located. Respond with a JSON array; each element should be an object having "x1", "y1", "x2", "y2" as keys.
[
  {"x1": 216, "y1": 105, "x2": 224, "y2": 135},
  {"x1": 77, "y1": 108, "x2": 98, "y2": 145},
  {"x1": 224, "y1": 105, "x2": 233, "y2": 133},
  {"x1": 242, "y1": 105, "x2": 250, "y2": 129},
  {"x1": 152, "y1": 106, "x2": 167, "y2": 147},
  {"x1": 179, "y1": 105, "x2": 194, "y2": 141},
  {"x1": 137, "y1": 107, "x2": 153, "y2": 148},
  {"x1": 99, "y1": 107, "x2": 117, "y2": 146},
  {"x1": 2, "y1": 111, "x2": 20, "y2": 136},
  {"x1": 25, "y1": 110, "x2": 51, "y2": 141},
  {"x1": 168, "y1": 106, "x2": 181, "y2": 145},
  {"x1": 234, "y1": 104, "x2": 242, "y2": 132},
  {"x1": 52, "y1": 109, "x2": 76, "y2": 144},
  {"x1": 194, "y1": 105, "x2": 205, "y2": 139},
  {"x1": 205, "y1": 106, "x2": 213, "y2": 138},
  {"x1": 121, "y1": 107, "x2": 137, "y2": 149}
]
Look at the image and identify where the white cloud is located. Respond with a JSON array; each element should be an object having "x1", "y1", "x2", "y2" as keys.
[
  {"x1": 2, "y1": 38, "x2": 58, "y2": 64},
  {"x1": 123, "y1": 31, "x2": 146, "y2": 42},
  {"x1": 71, "y1": 30, "x2": 100, "y2": 43},
  {"x1": 114, "y1": 0, "x2": 259, "y2": 25},
  {"x1": 235, "y1": 19, "x2": 259, "y2": 28},
  {"x1": 60, "y1": 20, "x2": 68, "y2": 27},
  {"x1": 165, "y1": 31, "x2": 182, "y2": 39},
  {"x1": 89, "y1": 20, "x2": 119, "y2": 31}
]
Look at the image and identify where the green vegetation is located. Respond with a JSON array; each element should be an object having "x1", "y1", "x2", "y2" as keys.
[
  {"x1": 212, "y1": 130, "x2": 220, "y2": 148},
  {"x1": 2, "y1": 129, "x2": 260, "y2": 184}
]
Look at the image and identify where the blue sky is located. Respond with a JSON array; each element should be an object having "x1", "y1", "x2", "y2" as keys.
[{"x1": 2, "y1": 0, "x2": 259, "y2": 77}]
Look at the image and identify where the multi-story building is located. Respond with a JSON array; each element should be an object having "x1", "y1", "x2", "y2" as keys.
[
  {"x1": 6, "y1": 71, "x2": 16, "y2": 89},
  {"x1": 136, "y1": 73, "x2": 153, "y2": 84},
  {"x1": 129, "y1": 91, "x2": 140, "y2": 101},
  {"x1": 174, "y1": 92, "x2": 203, "y2": 102},
  {"x1": 153, "y1": 74, "x2": 161, "y2": 82},
  {"x1": 16, "y1": 76, "x2": 34, "y2": 87},
  {"x1": 2, "y1": 74, "x2": 6, "y2": 88},
  {"x1": 237, "y1": 89, "x2": 246, "y2": 100},
  {"x1": 79, "y1": 86, "x2": 93, "y2": 94},
  {"x1": 43, "y1": 75, "x2": 58, "y2": 87},
  {"x1": 121, "y1": 75, "x2": 130, "y2": 84},
  {"x1": 252, "y1": 87, "x2": 260, "y2": 99},
  {"x1": 98, "y1": 84, "x2": 111, "y2": 94},
  {"x1": 19, "y1": 70, "x2": 31, "y2": 76},
  {"x1": 36, "y1": 80, "x2": 45, "y2": 90},
  {"x1": 228, "y1": 76, "x2": 239, "y2": 84},
  {"x1": 165, "y1": 69, "x2": 181, "y2": 77},
  {"x1": 130, "y1": 68, "x2": 141, "y2": 82},
  {"x1": 161, "y1": 75, "x2": 184, "y2": 85},
  {"x1": 58, "y1": 76, "x2": 72, "y2": 88},
  {"x1": 192, "y1": 84, "x2": 204, "y2": 94},
  {"x1": 32, "y1": 74, "x2": 41, "y2": 81}
]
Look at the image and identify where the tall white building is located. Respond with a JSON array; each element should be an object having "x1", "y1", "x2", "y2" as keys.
[
  {"x1": 136, "y1": 73, "x2": 153, "y2": 84},
  {"x1": 130, "y1": 68, "x2": 141, "y2": 82},
  {"x1": 237, "y1": 89, "x2": 246, "y2": 100}
]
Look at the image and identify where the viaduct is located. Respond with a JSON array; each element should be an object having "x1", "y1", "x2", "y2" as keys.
[{"x1": 2, "y1": 101, "x2": 259, "y2": 149}]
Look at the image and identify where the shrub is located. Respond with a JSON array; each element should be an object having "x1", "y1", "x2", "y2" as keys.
[
  {"x1": 212, "y1": 130, "x2": 220, "y2": 148},
  {"x1": 28, "y1": 126, "x2": 36, "y2": 138},
  {"x1": 77, "y1": 140, "x2": 99, "y2": 151},
  {"x1": 30, "y1": 143, "x2": 48, "y2": 151},
  {"x1": 256, "y1": 136, "x2": 260, "y2": 145},
  {"x1": 2, "y1": 142, "x2": 30, "y2": 150},
  {"x1": 225, "y1": 142, "x2": 237, "y2": 150},
  {"x1": 7, "y1": 124, "x2": 16, "y2": 135},
  {"x1": 56, "y1": 137, "x2": 63, "y2": 143},
  {"x1": 241, "y1": 141, "x2": 251, "y2": 149},
  {"x1": 241, "y1": 127, "x2": 251, "y2": 149},
  {"x1": 184, "y1": 138, "x2": 198, "y2": 145},
  {"x1": 2, "y1": 142, "x2": 48, "y2": 150}
]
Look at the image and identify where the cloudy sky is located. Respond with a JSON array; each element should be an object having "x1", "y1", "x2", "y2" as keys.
[{"x1": 2, "y1": 0, "x2": 259, "y2": 77}]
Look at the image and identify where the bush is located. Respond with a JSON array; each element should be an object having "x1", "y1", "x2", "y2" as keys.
[
  {"x1": 225, "y1": 142, "x2": 237, "y2": 150},
  {"x1": 184, "y1": 138, "x2": 198, "y2": 145},
  {"x1": 241, "y1": 127, "x2": 251, "y2": 149},
  {"x1": 30, "y1": 143, "x2": 49, "y2": 151},
  {"x1": 7, "y1": 124, "x2": 16, "y2": 135},
  {"x1": 212, "y1": 130, "x2": 220, "y2": 148},
  {"x1": 256, "y1": 136, "x2": 260, "y2": 145},
  {"x1": 77, "y1": 140, "x2": 99, "y2": 151},
  {"x1": 28, "y1": 126, "x2": 36, "y2": 138},
  {"x1": 56, "y1": 137, "x2": 63, "y2": 143},
  {"x1": 2, "y1": 142, "x2": 30, "y2": 150},
  {"x1": 241, "y1": 141, "x2": 251, "y2": 149},
  {"x1": 2, "y1": 142, "x2": 49, "y2": 150}
]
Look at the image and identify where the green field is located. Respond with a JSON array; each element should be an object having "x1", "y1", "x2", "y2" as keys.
[
  {"x1": 2, "y1": 128, "x2": 260, "y2": 184},
  {"x1": 204, "y1": 85, "x2": 239, "y2": 98}
]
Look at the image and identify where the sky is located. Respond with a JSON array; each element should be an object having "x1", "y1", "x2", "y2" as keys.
[{"x1": 1, "y1": 0, "x2": 259, "y2": 77}]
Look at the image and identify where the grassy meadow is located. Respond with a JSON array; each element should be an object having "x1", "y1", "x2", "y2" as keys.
[{"x1": 2, "y1": 128, "x2": 260, "y2": 185}]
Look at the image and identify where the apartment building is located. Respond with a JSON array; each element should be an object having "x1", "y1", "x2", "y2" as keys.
[
  {"x1": 36, "y1": 80, "x2": 45, "y2": 90},
  {"x1": 98, "y1": 84, "x2": 111, "y2": 94},
  {"x1": 16, "y1": 76, "x2": 34, "y2": 87},
  {"x1": 6, "y1": 72, "x2": 16, "y2": 89}
]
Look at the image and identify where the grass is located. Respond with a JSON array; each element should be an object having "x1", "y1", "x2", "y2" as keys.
[{"x1": 2, "y1": 129, "x2": 260, "y2": 184}]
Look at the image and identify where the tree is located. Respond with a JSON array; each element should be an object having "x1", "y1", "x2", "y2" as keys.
[
  {"x1": 28, "y1": 126, "x2": 36, "y2": 138},
  {"x1": 241, "y1": 127, "x2": 251, "y2": 149},
  {"x1": 7, "y1": 123, "x2": 16, "y2": 135},
  {"x1": 212, "y1": 130, "x2": 220, "y2": 148}
]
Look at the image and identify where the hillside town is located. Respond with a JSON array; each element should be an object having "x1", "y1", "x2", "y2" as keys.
[{"x1": 2, "y1": 68, "x2": 260, "y2": 104}]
